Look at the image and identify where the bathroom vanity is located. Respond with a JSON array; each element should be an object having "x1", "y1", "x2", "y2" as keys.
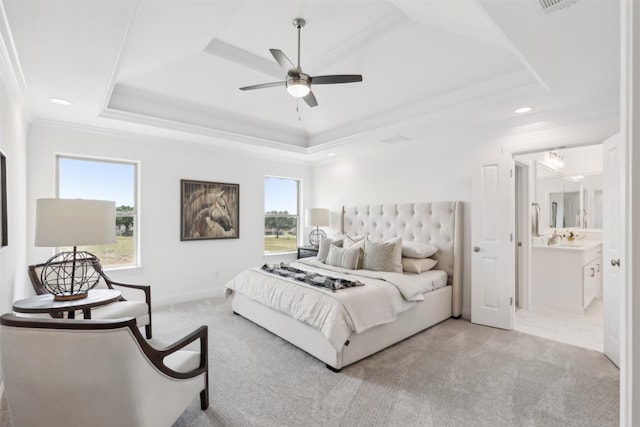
[{"x1": 530, "y1": 240, "x2": 602, "y2": 315}]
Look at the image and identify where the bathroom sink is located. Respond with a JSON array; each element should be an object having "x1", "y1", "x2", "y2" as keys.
[{"x1": 555, "y1": 242, "x2": 584, "y2": 247}]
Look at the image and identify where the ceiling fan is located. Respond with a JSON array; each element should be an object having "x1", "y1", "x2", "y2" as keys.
[{"x1": 239, "y1": 18, "x2": 363, "y2": 108}]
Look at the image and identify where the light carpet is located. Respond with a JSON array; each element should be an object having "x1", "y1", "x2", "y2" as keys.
[{"x1": 1, "y1": 296, "x2": 619, "y2": 426}]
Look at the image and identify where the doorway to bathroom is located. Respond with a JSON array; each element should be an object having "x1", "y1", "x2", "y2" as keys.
[{"x1": 513, "y1": 144, "x2": 604, "y2": 352}]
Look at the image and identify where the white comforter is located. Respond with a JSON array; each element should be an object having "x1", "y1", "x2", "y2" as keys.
[{"x1": 224, "y1": 259, "x2": 447, "y2": 350}]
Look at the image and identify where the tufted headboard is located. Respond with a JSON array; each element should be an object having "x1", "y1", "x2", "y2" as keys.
[{"x1": 341, "y1": 202, "x2": 462, "y2": 317}]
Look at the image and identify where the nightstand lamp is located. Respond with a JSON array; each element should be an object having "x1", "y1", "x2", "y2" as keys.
[
  {"x1": 305, "y1": 208, "x2": 329, "y2": 248},
  {"x1": 35, "y1": 198, "x2": 116, "y2": 301}
]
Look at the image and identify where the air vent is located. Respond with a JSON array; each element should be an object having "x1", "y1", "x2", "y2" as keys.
[{"x1": 538, "y1": 0, "x2": 579, "y2": 14}]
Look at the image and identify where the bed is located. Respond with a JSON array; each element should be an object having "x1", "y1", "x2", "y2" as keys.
[{"x1": 225, "y1": 201, "x2": 462, "y2": 371}]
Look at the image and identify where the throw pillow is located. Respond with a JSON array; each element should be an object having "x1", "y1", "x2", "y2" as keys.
[
  {"x1": 402, "y1": 241, "x2": 438, "y2": 259},
  {"x1": 343, "y1": 235, "x2": 366, "y2": 268},
  {"x1": 401, "y1": 257, "x2": 438, "y2": 274},
  {"x1": 317, "y1": 237, "x2": 343, "y2": 263},
  {"x1": 362, "y1": 236, "x2": 403, "y2": 273},
  {"x1": 325, "y1": 245, "x2": 361, "y2": 270}
]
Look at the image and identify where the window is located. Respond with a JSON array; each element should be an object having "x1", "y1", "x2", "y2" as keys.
[
  {"x1": 57, "y1": 156, "x2": 138, "y2": 267},
  {"x1": 264, "y1": 176, "x2": 300, "y2": 253}
]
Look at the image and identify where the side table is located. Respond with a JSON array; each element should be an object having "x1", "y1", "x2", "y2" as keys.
[
  {"x1": 13, "y1": 289, "x2": 122, "y2": 319},
  {"x1": 297, "y1": 246, "x2": 319, "y2": 259}
]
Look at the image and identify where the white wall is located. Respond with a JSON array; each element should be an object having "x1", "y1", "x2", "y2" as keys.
[
  {"x1": 26, "y1": 123, "x2": 311, "y2": 305},
  {"x1": 0, "y1": 73, "x2": 28, "y2": 387},
  {"x1": 310, "y1": 115, "x2": 618, "y2": 320},
  {"x1": 311, "y1": 136, "x2": 477, "y2": 318}
]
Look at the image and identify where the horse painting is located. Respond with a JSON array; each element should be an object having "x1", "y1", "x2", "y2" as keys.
[{"x1": 181, "y1": 180, "x2": 239, "y2": 240}]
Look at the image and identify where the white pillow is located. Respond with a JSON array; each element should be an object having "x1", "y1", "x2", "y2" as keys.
[
  {"x1": 326, "y1": 245, "x2": 361, "y2": 270},
  {"x1": 402, "y1": 241, "x2": 438, "y2": 259},
  {"x1": 401, "y1": 257, "x2": 438, "y2": 274},
  {"x1": 362, "y1": 236, "x2": 403, "y2": 273},
  {"x1": 317, "y1": 237, "x2": 343, "y2": 263},
  {"x1": 343, "y1": 234, "x2": 366, "y2": 248},
  {"x1": 343, "y1": 235, "x2": 366, "y2": 268}
]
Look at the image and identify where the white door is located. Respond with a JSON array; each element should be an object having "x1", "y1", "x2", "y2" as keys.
[
  {"x1": 471, "y1": 151, "x2": 515, "y2": 329},
  {"x1": 602, "y1": 133, "x2": 622, "y2": 367}
]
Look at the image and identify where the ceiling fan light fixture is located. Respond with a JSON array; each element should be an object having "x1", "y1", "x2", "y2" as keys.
[{"x1": 286, "y1": 74, "x2": 310, "y2": 98}]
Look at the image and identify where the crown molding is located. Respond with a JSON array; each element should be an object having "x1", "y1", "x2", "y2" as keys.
[
  {"x1": 0, "y1": 2, "x2": 30, "y2": 119},
  {"x1": 31, "y1": 117, "x2": 312, "y2": 163}
]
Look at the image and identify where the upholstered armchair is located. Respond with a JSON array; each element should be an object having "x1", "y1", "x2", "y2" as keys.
[
  {"x1": 0, "y1": 314, "x2": 208, "y2": 427},
  {"x1": 28, "y1": 258, "x2": 153, "y2": 338}
]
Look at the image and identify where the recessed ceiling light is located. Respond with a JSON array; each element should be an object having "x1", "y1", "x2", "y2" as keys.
[
  {"x1": 49, "y1": 97, "x2": 72, "y2": 106},
  {"x1": 514, "y1": 106, "x2": 533, "y2": 114},
  {"x1": 327, "y1": 153, "x2": 336, "y2": 157}
]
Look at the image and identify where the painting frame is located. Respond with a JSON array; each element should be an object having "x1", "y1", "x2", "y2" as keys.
[
  {"x1": 0, "y1": 150, "x2": 7, "y2": 247},
  {"x1": 180, "y1": 179, "x2": 239, "y2": 241}
]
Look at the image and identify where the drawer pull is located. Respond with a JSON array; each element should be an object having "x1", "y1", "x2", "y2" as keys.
[
  {"x1": 611, "y1": 259, "x2": 621, "y2": 267},
  {"x1": 590, "y1": 267, "x2": 595, "y2": 277}
]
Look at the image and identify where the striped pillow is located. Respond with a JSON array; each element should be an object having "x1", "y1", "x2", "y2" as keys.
[{"x1": 326, "y1": 245, "x2": 361, "y2": 270}]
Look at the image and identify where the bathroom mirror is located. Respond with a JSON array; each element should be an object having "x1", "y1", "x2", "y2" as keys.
[{"x1": 535, "y1": 162, "x2": 602, "y2": 230}]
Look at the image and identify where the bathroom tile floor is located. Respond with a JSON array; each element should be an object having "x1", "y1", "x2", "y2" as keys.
[{"x1": 515, "y1": 297, "x2": 603, "y2": 352}]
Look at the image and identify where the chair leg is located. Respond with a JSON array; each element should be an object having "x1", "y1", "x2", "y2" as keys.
[
  {"x1": 200, "y1": 388, "x2": 209, "y2": 410},
  {"x1": 145, "y1": 324, "x2": 152, "y2": 339}
]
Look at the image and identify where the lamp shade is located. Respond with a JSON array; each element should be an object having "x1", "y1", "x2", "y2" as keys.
[
  {"x1": 35, "y1": 198, "x2": 116, "y2": 247},
  {"x1": 305, "y1": 208, "x2": 330, "y2": 227}
]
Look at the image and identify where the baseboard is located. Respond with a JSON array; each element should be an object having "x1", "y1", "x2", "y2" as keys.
[{"x1": 153, "y1": 286, "x2": 225, "y2": 308}]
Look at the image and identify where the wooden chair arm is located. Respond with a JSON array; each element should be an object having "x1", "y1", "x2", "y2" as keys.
[{"x1": 137, "y1": 325, "x2": 208, "y2": 380}]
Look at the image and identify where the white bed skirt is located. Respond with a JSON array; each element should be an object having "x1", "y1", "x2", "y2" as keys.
[{"x1": 231, "y1": 285, "x2": 452, "y2": 371}]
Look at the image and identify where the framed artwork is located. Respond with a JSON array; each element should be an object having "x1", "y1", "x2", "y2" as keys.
[
  {"x1": 180, "y1": 179, "x2": 239, "y2": 241},
  {"x1": 0, "y1": 150, "x2": 6, "y2": 247}
]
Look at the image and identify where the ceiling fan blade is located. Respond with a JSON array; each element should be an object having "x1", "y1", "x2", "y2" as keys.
[
  {"x1": 270, "y1": 49, "x2": 295, "y2": 72},
  {"x1": 303, "y1": 91, "x2": 318, "y2": 108},
  {"x1": 239, "y1": 81, "x2": 285, "y2": 91},
  {"x1": 311, "y1": 75, "x2": 363, "y2": 85}
]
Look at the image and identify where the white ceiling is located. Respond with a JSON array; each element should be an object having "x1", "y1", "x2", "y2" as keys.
[{"x1": 2, "y1": 0, "x2": 620, "y2": 158}]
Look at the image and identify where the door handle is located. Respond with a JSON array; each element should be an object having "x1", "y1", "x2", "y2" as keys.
[
  {"x1": 590, "y1": 267, "x2": 595, "y2": 277},
  {"x1": 473, "y1": 246, "x2": 480, "y2": 252},
  {"x1": 611, "y1": 259, "x2": 620, "y2": 267}
]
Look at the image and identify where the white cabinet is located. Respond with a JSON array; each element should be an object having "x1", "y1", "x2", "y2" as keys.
[
  {"x1": 582, "y1": 248, "x2": 602, "y2": 308},
  {"x1": 531, "y1": 242, "x2": 602, "y2": 315}
]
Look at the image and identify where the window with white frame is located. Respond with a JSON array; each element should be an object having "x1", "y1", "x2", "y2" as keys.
[
  {"x1": 57, "y1": 156, "x2": 138, "y2": 267},
  {"x1": 264, "y1": 176, "x2": 300, "y2": 253}
]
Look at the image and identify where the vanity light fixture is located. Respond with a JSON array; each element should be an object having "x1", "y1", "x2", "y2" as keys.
[
  {"x1": 49, "y1": 97, "x2": 72, "y2": 106},
  {"x1": 546, "y1": 151, "x2": 565, "y2": 170},
  {"x1": 514, "y1": 106, "x2": 533, "y2": 114}
]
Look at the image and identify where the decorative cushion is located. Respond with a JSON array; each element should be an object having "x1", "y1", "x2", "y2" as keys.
[
  {"x1": 325, "y1": 245, "x2": 361, "y2": 270},
  {"x1": 317, "y1": 237, "x2": 343, "y2": 263},
  {"x1": 343, "y1": 235, "x2": 366, "y2": 268},
  {"x1": 343, "y1": 234, "x2": 366, "y2": 248},
  {"x1": 402, "y1": 241, "x2": 438, "y2": 259},
  {"x1": 401, "y1": 257, "x2": 438, "y2": 274},
  {"x1": 362, "y1": 237, "x2": 403, "y2": 273}
]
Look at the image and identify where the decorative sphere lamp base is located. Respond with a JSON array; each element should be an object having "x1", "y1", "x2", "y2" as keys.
[
  {"x1": 40, "y1": 250, "x2": 101, "y2": 301},
  {"x1": 308, "y1": 228, "x2": 327, "y2": 248}
]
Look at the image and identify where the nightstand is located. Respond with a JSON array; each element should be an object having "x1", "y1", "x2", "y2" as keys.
[{"x1": 297, "y1": 246, "x2": 319, "y2": 259}]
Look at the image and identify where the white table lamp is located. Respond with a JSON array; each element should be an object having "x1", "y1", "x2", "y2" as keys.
[
  {"x1": 35, "y1": 198, "x2": 116, "y2": 301},
  {"x1": 305, "y1": 208, "x2": 329, "y2": 247}
]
